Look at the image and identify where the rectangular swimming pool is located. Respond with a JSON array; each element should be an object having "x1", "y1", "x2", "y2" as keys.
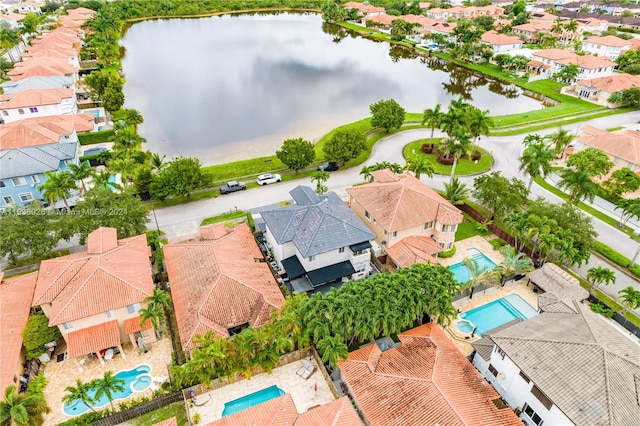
[
  {"x1": 449, "y1": 248, "x2": 497, "y2": 283},
  {"x1": 457, "y1": 294, "x2": 538, "y2": 337},
  {"x1": 221, "y1": 385, "x2": 286, "y2": 417}
]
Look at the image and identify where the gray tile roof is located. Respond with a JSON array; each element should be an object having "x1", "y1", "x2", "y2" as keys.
[
  {"x1": 0, "y1": 76, "x2": 74, "y2": 95},
  {"x1": 529, "y1": 263, "x2": 588, "y2": 304},
  {"x1": 489, "y1": 303, "x2": 640, "y2": 425},
  {"x1": 260, "y1": 186, "x2": 375, "y2": 257},
  {"x1": 0, "y1": 143, "x2": 76, "y2": 179}
]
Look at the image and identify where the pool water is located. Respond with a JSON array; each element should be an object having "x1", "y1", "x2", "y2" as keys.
[
  {"x1": 63, "y1": 365, "x2": 152, "y2": 416},
  {"x1": 457, "y1": 294, "x2": 538, "y2": 337},
  {"x1": 449, "y1": 248, "x2": 497, "y2": 283},
  {"x1": 221, "y1": 385, "x2": 286, "y2": 417}
]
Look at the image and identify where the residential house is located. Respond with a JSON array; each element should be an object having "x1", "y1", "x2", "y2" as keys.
[
  {"x1": 0, "y1": 12, "x2": 26, "y2": 29},
  {"x1": 362, "y1": 13, "x2": 395, "y2": 31},
  {"x1": 561, "y1": 10, "x2": 640, "y2": 30},
  {"x1": 338, "y1": 323, "x2": 523, "y2": 426},
  {"x1": 58, "y1": 6, "x2": 96, "y2": 28},
  {"x1": 561, "y1": 73, "x2": 640, "y2": 107},
  {"x1": 512, "y1": 19, "x2": 554, "y2": 43},
  {"x1": 259, "y1": 186, "x2": 375, "y2": 294},
  {"x1": 8, "y1": 58, "x2": 78, "y2": 82},
  {"x1": 164, "y1": 223, "x2": 285, "y2": 352},
  {"x1": 0, "y1": 88, "x2": 77, "y2": 123},
  {"x1": 427, "y1": 21, "x2": 458, "y2": 43},
  {"x1": 343, "y1": 2, "x2": 386, "y2": 17},
  {"x1": 481, "y1": 31, "x2": 523, "y2": 53},
  {"x1": 0, "y1": 75, "x2": 74, "y2": 95},
  {"x1": 32, "y1": 228, "x2": 156, "y2": 365},
  {"x1": 22, "y1": 44, "x2": 80, "y2": 69},
  {"x1": 346, "y1": 170, "x2": 462, "y2": 255},
  {"x1": 5, "y1": 1, "x2": 42, "y2": 15},
  {"x1": 573, "y1": 125, "x2": 640, "y2": 172},
  {"x1": 582, "y1": 35, "x2": 632, "y2": 60},
  {"x1": 0, "y1": 272, "x2": 38, "y2": 393},
  {"x1": 472, "y1": 302, "x2": 640, "y2": 426},
  {"x1": 528, "y1": 48, "x2": 615, "y2": 81}
]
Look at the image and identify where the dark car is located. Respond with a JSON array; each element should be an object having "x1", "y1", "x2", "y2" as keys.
[{"x1": 317, "y1": 162, "x2": 339, "y2": 172}]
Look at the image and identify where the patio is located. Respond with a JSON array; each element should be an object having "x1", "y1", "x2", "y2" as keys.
[
  {"x1": 41, "y1": 337, "x2": 173, "y2": 425},
  {"x1": 189, "y1": 357, "x2": 335, "y2": 424},
  {"x1": 437, "y1": 235, "x2": 505, "y2": 268}
]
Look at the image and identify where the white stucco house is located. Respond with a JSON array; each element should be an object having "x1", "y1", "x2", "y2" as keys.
[{"x1": 0, "y1": 88, "x2": 77, "y2": 123}]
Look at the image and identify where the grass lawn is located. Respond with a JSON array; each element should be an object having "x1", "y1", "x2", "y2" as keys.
[
  {"x1": 402, "y1": 139, "x2": 493, "y2": 176},
  {"x1": 455, "y1": 213, "x2": 491, "y2": 241},
  {"x1": 126, "y1": 401, "x2": 188, "y2": 426},
  {"x1": 201, "y1": 210, "x2": 248, "y2": 226}
]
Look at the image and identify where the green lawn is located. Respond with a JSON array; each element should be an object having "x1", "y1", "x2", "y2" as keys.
[
  {"x1": 201, "y1": 210, "x2": 248, "y2": 226},
  {"x1": 402, "y1": 139, "x2": 493, "y2": 176},
  {"x1": 126, "y1": 402, "x2": 188, "y2": 426},
  {"x1": 455, "y1": 213, "x2": 491, "y2": 241}
]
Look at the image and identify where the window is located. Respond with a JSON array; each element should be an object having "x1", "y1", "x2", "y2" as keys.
[
  {"x1": 62, "y1": 322, "x2": 73, "y2": 330},
  {"x1": 355, "y1": 263, "x2": 366, "y2": 272},
  {"x1": 0, "y1": 181, "x2": 5, "y2": 188},
  {"x1": 1, "y1": 111, "x2": 7, "y2": 116},
  {"x1": 308, "y1": 255, "x2": 315, "y2": 262},
  {"x1": 3, "y1": 196, "x2": 15, "y2": 205},
  {"x1": 12, "y1": 177, "x2": 27, "y2": 186},
  {"x1": 106, "y1": 310, "x2": 114, "y2": 319},
  {"x1": 18, "y1": 109, "x2": 24, "y2": 115},
  {"x1": 339, "y1": 247, "x2": 345, "y2": 253},
  {"x1": 126, "y1": 303, "x2": 141, "y2": 314},
  {"x1": 19, "y1": 193, "x2": 34, "y2": 202},
  {"x1": 364, "y1": 210, "x2": 371, "y2": 220},
  {"x1": 496, "y1": 346, "x2": 506, "y2": 359},
  {"x1": 29, "y1": 107, "x2": 38, "y2": 113},
  {"x1": 423, "y1": 221, "x2": 434, "y2": 230},
  {"x1": 531, "y1": 385, "x2": 553, "y2": 410},
  {"x1": 392, "y1": 231, "x2": 398, "y2": 238},
  {"x1": 519, "y1": 370, "x2": 531, "y2": 383},
  {"x1": 31, "y1": 175, "x2": 40, "y2": 184},
  {"x1": 523, "y1": 404, "x2": 544, "y2": 426},
  {"x1": 488, "y1": 364, "x2": 499, "y2": 377}
]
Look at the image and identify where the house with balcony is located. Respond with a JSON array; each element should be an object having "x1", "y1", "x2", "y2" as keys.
[
  {"x1": 573, "y1": 125, "x2": 640, "y2": 172},
  {"x1": 164, "y1": 223, "x2": 285, "y2": 353},
  {"x1": 259, "y1": 186, "x2": 375, "y2": 294},
  {"x1": 32, "y1": 228, "x2": 156, "y2": 366},
  {"x1": 0, "y1": 88, "x2": 77, "y2": 123},
  {"x1": 472, "y1": 302, "x2": 640, "y2": 426},
  {"x1": 528, "y1": 49, "x2": 615, "y2": 81},
  {"x1": 346, "y1": 170, "x2": 462, "y2": 268},
  {"x1": 582, "y1": 35, "x2": 632, "y2": 60},
  {"x1": 561, "y1": 73, "x2": 640, "y2": 107},
  {"x1": 0, "y1": 114, "x2": 94, "y2": 209},
  {"x1": 481, "y1": 31, "x2": 523, "y2": 53}
]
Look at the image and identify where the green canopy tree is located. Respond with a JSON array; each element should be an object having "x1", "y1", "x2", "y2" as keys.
[
  {"x1": 604, "y1": 168, "x2": 640, "y2": 197},
  {"x1": 473, "y1": 172, "x2": 529, "y2": 219},
  {"x1": 276, "y1": 137, "x2": 315, "y2": 175},
  {"x1": 322, "y1": 129, "x2": 366, "y2": 166},
  {"x1": 519, "y1": 137, "x2": 555, "y2": 190},
  {"x1": 321, "y1": 0, "x2": 346, "y2": 23},
  {"x1": 91, "y1": 371, "x2": 124, "y2": 412},
  {"x1": 22, "y1": 314, "x2": 61, "y2": 360},
  {"x1": 557, "y1": 168, "x2": 599, "y2": 204},
  {"x1": 369, "y1": 99, "x2": 405, "y2": 132},
  {"x1": 38, "y1": 170, "x2": 76, "y2": 210},
  {"x1": 566, "y1": 147, "x2": 614, "y2": 177},
  {"x1": 1, "y1": 385, "x2": 50, "y2": 426},
  {"x1": 149, "y1": 156, "x2": 213, "y2": 200}
]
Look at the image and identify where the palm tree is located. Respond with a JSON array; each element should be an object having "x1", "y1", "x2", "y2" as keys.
[
  {"x1": 467, "y1": 108, "x2": 493, "y2": 145},
  {"x1": 316, "y1": 335, "x2": 349, "y2": 367},
  {"x1": 421, "y1": 103, "x2": 443, "y2": 144},
  {"x1": 495, "y1": 245, "x2": 534, "y2": 286},
  {"x1": 551, "y1": 19, "x2": 565, "y2": 35},
  {"x1": 310, "y1": 170, "x2": 330, "y2": 194},
  {"x1": 149, "y1": 153, "x2": 166, "y2": 174},
  {"x1": 618, "y1": 286, "x2": 640, "y2": 326},
  {"x1": 545, "y1": 128, "x2": 574, "y2": 159},
  {"x1": 109, "y1": 156, "x2": 137, "y2": 187},
  {"x1": 519, "y1": 140, "x2": 555, "y2": 190},
  {"x1": 124, "y1": 108, "x2": 144, "y2": 133},
  {"x1": 586, "y1": 266, "x2": 616, "y2": 295},
  {"x1": 140, "y1": 289, "x2": 171, "y2": 339},
  {"x1": 38, "y1": 170, "x2": 76, "y2": 210},
  {"x1": 92, "y1": 170, "x2": 117, "y2": 190},
  {"x1": 61, "y1": 380, "x2": 96, "y2": 414},
  {"x1": 439, "y1": 105, "x2": 467, "y2": 137},
  {"x1": 564, "y1": 19, "x2": 579, "y2": 35},
  {"x1": 443, "y1": 177, "x2": 470, "y2": 205},
  {"x1": 438, "y1": 132, "x2": 474, "y2": 178},
  {"x1": 0, "y1": 29, "x2": 20, "y2": 62},
  {"x1": 91, "y1": 371, "x2": 125, "y2": 412},
  {"x1": 462, "y1": 257, "x2": 498, "y2": 299},
  {"x1": 557, "y1": 168, "x2": 598, "y2": 204},
  {"x1": 405, "y1": 156, "x2": 434, "y2": 179},
  {"x1": 541, "y1": 34, "x2": 558, "y2": 49},
  {"x1": 1, "y1": 385, "x2": 50, "y2": 426},
  {"x1": 68, "y1": 161, "x2": 93, "y2": 193}
]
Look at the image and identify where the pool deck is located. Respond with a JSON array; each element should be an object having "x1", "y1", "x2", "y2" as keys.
[
  {"x1": 189, "y1": 358, "x2": 335, "y2": 424},
  {"x1": 41, "y1": 337, "x2": 173, "y2": 425},
  {"x1": 438, "y1": 236, "x2": 505, "y2": 268}
]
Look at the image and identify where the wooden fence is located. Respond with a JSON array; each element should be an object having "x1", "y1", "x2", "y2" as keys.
[{"x1": 92, "y1": 391, "x2": 183, "y2": 426}]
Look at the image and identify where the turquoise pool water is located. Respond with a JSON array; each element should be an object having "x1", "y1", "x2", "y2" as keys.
[
  {"x1": 457, "y1": 294, "x2": 538, "y2": 337},
  {"x1": 221, "y1": 385, "x2": 286, "y2": 417},
  {"x1": 63, "y1": 365, "x2": 152, "y2": 416},
  {"x1": 449, "y1": 248, "x2": 497, "y2": 283}
]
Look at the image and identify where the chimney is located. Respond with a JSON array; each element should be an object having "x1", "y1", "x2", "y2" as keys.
[{"x1": 87, "y1": 227, "x2": 118, "y2": 254}]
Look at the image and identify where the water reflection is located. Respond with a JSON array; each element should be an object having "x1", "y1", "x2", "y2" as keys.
[{"x1": 120, "y1": 13, "x2": 542, "y2": 165}]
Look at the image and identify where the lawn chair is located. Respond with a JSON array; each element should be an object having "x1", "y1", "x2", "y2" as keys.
[{"x1": 296, "y1": 359, "x2": 317, "y2": 379}]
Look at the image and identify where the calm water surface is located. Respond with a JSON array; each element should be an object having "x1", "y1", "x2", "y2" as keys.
[{"x1": 120, "y1": 13, "x2": 542, "y2": 165}]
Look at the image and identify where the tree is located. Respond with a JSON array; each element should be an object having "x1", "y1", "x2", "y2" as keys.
[
  {"x1": 495, "y1": 245, "x2": 534, "y2": 285},
  {"x1": 390, "y1": 19, "x2": 416, "y2": 41},
  {"x1": 316, "y1": 335, "x2": 349, "y2": 366},
  {"x1": 519, "y1": 138, "x2": 555, "y2": 190},
  {"x1": 553, "y1": 64, "x2": 579, "y2": 84},
  {"x1": 321, "y1": 0, "x2": 346, "y2": 23},
  {"x1": 545, "y1": 128, "x2": 574, "y2": 158},
  {"x1": 1, "y1": 385, "x2": 50, "y2": 426},
  {"x1": 0, "y1": 29, "x2": 20, "y2": 62},
  {"x1": 85, "y1": 71, "x2": 124, "y2": 112},
  {"x1": 38, "y1": 170, "x2": 76, "y2": 210},
  {"x1": 149, "y1": 153, "x2": 167, "y2": 174},
  {"x1": 360, "y1": 161, "x2": 404, "y2": 182},
  {"x1": 611, "y1": 87, "x2": 640, "y2": 108},
  {"x1": 566, "y1": 148, "x2": 614, "y2": 177},
  {"x1": 22, "y1": 314, "x2": 61, "y2": 360},
  {"x1": 467, "y1": 107, "x2": 493, "y2": 144},
  {"x1": 276, "y1": 138, "x2": 315, "y2": 174},
  {"x1": 123, "y1": 108, "x2": 144, "y2": 133},
  {"x1": 586, "y1": 266, "x2": 616, "y2": 295},
  {"x1": 557, "y1": 168, "x2": 598, "y2": 204},
  {"x1": 618, "y1": 286, "x2": 640, "y2": 325},
  {"x1": 61, "y1": 380, "x2": 96, "y2": 415},
  {"x1": 614, "y1": 198, "x2": 640, "y2": 227},
  {"x1": 369, "y1": 99, "x2": 406, "y2": 132},
  {"x1": 541, "y1": 34, "x2": 558, "y2": 49},
  {"x1": 421, "y1": 103, "x2": 443, "y2": 144},
  {"x1": 604, "y1": 168, "x2": 640, "y2": 197},
  {"x1": 322, "y1": 129, "x2": 366, "y2": 166},
  {"x1": 149, "y1": 156, "x2": 212, "y2": 200},
  {"x1": 473, "y1": 172, "x2": 529, "y2": 219},
  {"x1": 443, "y1": 177, "x2": 470, "y2": 205},
  {"x1": 462, "y1": 257, "x2": 498, "y2": 299},
  {"x1": 405, "y1": 156, "x2": 434, "y2": 179},
  {"x1": 68, "y1": 161, "x2": 93, "y2": 193},
  {"x1": 438, "y1": 132, "x2": 474, "y2": 178},
  {"x1": 91, "y1": 371, "x2": 124, "y2": 412},
  {"x1": 140, "y1": 289, "x2": 171, "y2": 339},
  {"x1": 310, "y1": 170, "x2": 330, "y2": 194},
  {"x1": 0, "y1": 206, "x2": 64, "y2": 264}
]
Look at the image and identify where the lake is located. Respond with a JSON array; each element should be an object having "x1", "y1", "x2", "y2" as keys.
[{"x1": 120, "y1": 13, "x2": 542, "y2": 165}]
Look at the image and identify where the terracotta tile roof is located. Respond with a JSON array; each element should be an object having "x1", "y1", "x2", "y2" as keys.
[
  {"x1": 65, "y1": 320, "x2": 120, "y2": 358},
  {"x1": 0, "y1": 272, "x2": 38, "y2": 392},
  {"x1": 0, "y1": 114, "x2": 94, "y2": 149},
  {"x1": 577, "y1": 73, "x2": 640, "y2": 93},
  {"x1": 363, "y1": 14, "x2": 395, "y2": 26},
  {"x1": 585, "y1": 35, "x2": 631, "y2": 47},
  {"x1": 295, "y1": 396, "x2": 362, "y2": 425},
  {"x1": 0, "y1": 88, "x2": 74, "y2": 109},
  {"x1": 481, "y1": 30, "x2": 522, "y2": 46},
  {"x1": 346, "y1": 170, "x2": 462, "y2": 230},
  {"x1": 9, "y1": 58, "x2": 77, "y2": 75},
  {"x1": 206, "y1": 394, "x2": 299, "y2": 426},
  {"x1": 123, "y1": 316, "x2": 153, "y2": 335},
  {"x1": 577, "y1": 125, "x2": 640, "y2": 166},
  {"x1": 66, "y1": 7, "x2": 97, "y2": 18},
  {"x1": 9, "y1": 64, "x2": 75, "y2": 81},
  {"x1": 513, "y1": 19, "x2": 553, "y2": 34},
  {"x1": 343, "y1": 2, "x2": 386, "y2": 14},
  {"x1": 338, "y1": 324, "x2": 522, "y2": 426},
  {"x1": 33, "y1": 228, "x2": 153, "y2": 325},
  {"x1": 0, "y1": 12, "x2": 26, "y2": 22},
  {"x1": 164, "y1": 223, "x2": 285, "y2": 351},
  {"x1": 152, "y1": 419, "x2": 177, "y2": 426},
  {"x1": 386, "y1": 236, "x2": 441, "y2": 268},
  {"x1": 533, "y1": 49, "x2": 615, "y2": 69}
]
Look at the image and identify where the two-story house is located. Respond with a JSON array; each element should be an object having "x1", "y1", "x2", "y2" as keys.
[
  {"x1": 346, "y1": 170, "x2": 462, "y2": 268},
  {"x1": 343, "y1": 1, "x2": 386, "y2": 17},
  {"x1": 164, "y1": 223, "x2": 285, "y2": 353},
  {"x1": 0, "y1": 88, "x2": 77, "y2": 123},
  {"x1": 481, "y1": 31, "x2": 524, "y2": 53},
  {"x1": 573, "y1": 125, "x2": 640, "y2": 172},
  {"x1": 472, "y1": 302, "x2": 640, "y2": 425},
  {"x1": 32, "y1": 228, "x2": 156, "y2": 365},
  {"x1": 528, "y1": 49, "x2": 615, "y2": 81},
  {"x1": 561, "y1": 73, "x2": 640, "y2": 107},
  {"x1": 582, "y1": 35, "x2": 632, "y2": 60},
  {"x1": 259, "y1": 186, "x2": 375, "y2": 294},
  {"x1": 0, "y1": 75, "x2": 74, "y2": 95},
  {"x1": 8, "y1": 59, "x2": 78, "y2": 82}
]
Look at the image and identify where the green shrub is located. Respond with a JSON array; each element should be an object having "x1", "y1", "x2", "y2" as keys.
[
  {"x1": 590, "y1": 302, "x2": 616, "y2": 319},
  {"x1": 57, "y1": 410, "x2": 108, "y2": 425},
  {"x1": 592, "y1": 241, "x2": 630, "y2": 267},
  {"x1": 630, "y1": 264, "x2": 640, "y2": 277},
  {"x1": 489, "y1": 238, "x2": 507, "y2": 250},
  {"x1": 78, "y1": 129, "x2": 115, "y2": 145},
  {"x1": 22, "y1": 314, "x2": 61, "y2": 360},
  {"x1": 26, "y1": 375, "x2": 47, "y2": 396},
  {"x1": 439, "y1": 245, "x2": 456, "y2": 258},
  {"x1": 246, "y1": 212, "x2": 256, "y2": 232}
]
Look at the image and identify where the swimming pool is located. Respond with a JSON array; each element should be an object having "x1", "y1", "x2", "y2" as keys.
[
  {"x1": 457, "y1": 294, "x2": 538, "y2": 337},
  {"x1": 221, "y1": 385, "x2": 286, "y2": 417},
  {"x1": 63, "y1": 365, "x2": 152, "y2": 416},
  {"x1": 449, "y1": 248, "x2": 497, "y2": 283}
]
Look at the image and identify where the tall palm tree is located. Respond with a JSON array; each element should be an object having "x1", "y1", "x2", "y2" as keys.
[
  {"x1": 467, "y1": 108, "x2": 493, "y2": 145},
  {"x1": 439, "y1": 105, "x2": 468, "y2": 137},
  {"x1": 421, "y1": 103, "x2": 443, "y2": 144},
  {"x1": 109, "y1": 156, "x2": 137, "y2": 187},
  {"x1": 519, "y1": 140, "x2": 555, "y2": 191},
  {"x1": 438, "y1": 132, "x2": 474, "y2": 178},
  {"x1": 61, "y1": 380, "x2": 96, "y2": 415},
  {"x1": 545, "y1": 128, "x2": 574, "y2": 159},
  {"x1": 140, "y1": 289, "x2": 171, "y2": 339},
  {"x1": 586, "y1": 266, "x2": 616, "y2": 295},
  {"x1": 310, "y1": 170, "x2": 330, "y2": 194},
  {"x1": 618, "y1": 286, "x2": 640, "y2": 326},
  {"x1": 124, "y1": 109, "x2": 144, "y2": 133},
  {"x1": 462, "y1": 258, "x2": 498, "y2": 299},
  {"x1": 557, "y1": 168, "x2": 598, "y2": 204},
  {"x1": 68, "y1": 161, "x2": 93, "y2": 193},
  {"x1": 1, "y1": 385, "x2": 50, "y2": 426},
  {"x1": 405, "y1": 156, "x2": 434, "y2": 179},
  {"x1": 443, "y1": 177, "x2": 470, "y2": 205},
  {"x1": 495, "y1": 245, "x2": 534, "y2": 286},
  {"x1": 0, "y1": 29, "x2": 20, "y2": 62},
  {"x1": 316, "y1": 335, "x2": 349, "y2": 367},
  {"x1": 91, "y1": 371, "x2": 125, "y2": 412},
  {"x1": 38, "y1": 170, "x2": 76, "y2": 210},
  {"x1": 149, "y1": 153, "x2": 166, "y2": 174}
]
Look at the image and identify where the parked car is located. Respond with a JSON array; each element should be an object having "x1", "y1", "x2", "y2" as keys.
[
  {"x1": 219, "y1": 180, "x2": 247, "y2": 194},
  {"x1": 317, "y1": 162, "x2": 339, "y2": 172},
  {"x1": 257, "y1": 173, "x2": 282, "y2": 185}
]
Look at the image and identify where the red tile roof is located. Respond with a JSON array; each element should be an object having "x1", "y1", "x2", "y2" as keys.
[
  {"x1": 481, "y1": 30, "x2": 522, "y2": 46},
  {"x1": 0, "y1": 114, "x2": 94, "y2": 149},
  {"x1": 338, "y1": 324, "x2": 522, "y2": 426},
  {"x1": 0, "y1": 272, "x2": 38, "y2": 392},
  {"x1": 533, "y1": 49, "x2": 615, "y2": 69},
  {"x1": 0, "y1": 88, "x2": 74, "y2": 109},
  {"x1": 576, "y1": 73, "x2": 640, "y2": 93},
  {"x1": 123, "y1": 316, "x2": 153, "y2": 335},
  {"x1": 66, "y1": 320, "x2": 120, "y2": 359},
  {"x1": 164, "y1": 223, "x2": 285, "y2": 351},
  {"x1": 386, "y1": 236, "x2": 441, "y2": 268},
  {"x1": 295, "y1": 396, "x2": 362, "y2": 425},
  {"x1": 346, "y1": 170, "x2": 462, "y2": 229},
  {"x1": 585, "y1": 35, "x2": 631, "y2": 48},
  {"x1": 577, "y1": 125, "x2": 640, "y2": 166},
  {"x1": 33, "y1": 228, "x2": 153, "y2": 325}
]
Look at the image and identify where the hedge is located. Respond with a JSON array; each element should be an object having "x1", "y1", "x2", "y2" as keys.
[
  {"x1": 592, "y1": 241, "x2": 630, "y2": 267},
  {"x1": 78, "y1": 129, "x2": 115, "y2": 145},
  {"x1": 630, "y1": 264, "x2": 640, "y2": 278},
  {"x1": 439, "y1": 245, "x2": 456, "y2": 258}
]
